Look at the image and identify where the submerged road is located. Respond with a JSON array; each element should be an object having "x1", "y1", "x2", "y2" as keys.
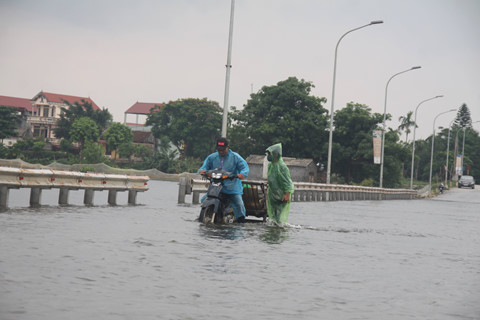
[{"x1": 0, "y1": 180, "x2": 479, "y2": 319}]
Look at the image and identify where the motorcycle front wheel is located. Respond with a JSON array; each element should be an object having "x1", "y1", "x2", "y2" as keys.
[{"x1": 199, "y1": 205, "x2": 216, "y2": 224}]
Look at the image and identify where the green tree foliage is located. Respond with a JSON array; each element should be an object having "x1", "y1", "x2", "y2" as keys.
[
  {"x1": 146, "y1": 98, "x2": 222, "y2": 159},
  {"x1": 80, "y1": 141, "x2": 106, "y2": 164},
  {"x1": 229, "y1": 77, "x2": 328, "y2": 159},
  {"x1": 453, "y1": 103, "x2": 472, "y2": 129},
  {"x1": 398, "y1": 110, "x2": 417, "y2": 143},
  {"x1": 133, "y1": 144, "x2": 153, "y2": 159},
  {"x1": 0, "y1": 106, "x2": 21, "y2": 140},
  {"x1": 381, "y1": 129, "x2": 410, "y2": 187},
  {"x1": 461, "y1": 127, "x2": 480, "y2": 178},
  {"x1": 331, "y1": 103, "x2": 384, "y2": 184},
  {"x1": 5, "y1": 137, "x2": 64, "y2": 165},
  {"x1": 103, "y1": 122, "x2": 133, "y2": 153},
  {"x1": 70, "y1": 117, "x2": 100, "y2": 148},
  {"x1": 54, "y1": 100, "x2": 112, "y2": 140},
  {"x1": 118, "y1": 142, "x2": 135, "y2": 159}
]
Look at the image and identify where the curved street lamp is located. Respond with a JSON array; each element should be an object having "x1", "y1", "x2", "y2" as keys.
[
  {"x1": 326, "y1": 20, "x2": 383, "y2": 184},
  {"x1": 429, "y1": 109, "x2": 456, "y2": 194},
  {"x1": 409, "y1": 95, "x2": 443, "y2": 189},
  {"x1": 379, "y1": 66, "x2": 421, "y2": 188}
]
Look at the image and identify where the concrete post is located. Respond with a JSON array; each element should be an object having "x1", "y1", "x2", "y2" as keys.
[
  {"x1": 185, "y1": 178, "x2": 192, "y2": 195},
  {"x1": 59, "y1": 188, "x2": 69, "y2": 205},
  {"x1": 128, "y1": 190, "x2": 137, "y2": 205},
  {"x1": 84, "y1": 189, "x2": 94, "y2": 206},
  {"x1": 30, "y1": 187, "x2": 42, "y2": 207},
  {"x1": 0, "y1": 186, "x2": 9, "y2": 210},
  {"x1": 108, "y1": 190, "x2": 117, "y2": 205},
  {"x1": 178, "y1": 177, "x2": 186, "y2": 204},
  {"x1": 192, "y1": 191, "x2": 200, "y2": 204}
]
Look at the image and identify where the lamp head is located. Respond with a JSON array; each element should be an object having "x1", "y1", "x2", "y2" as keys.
[
  {"x1": 411, "y1": 66, "x2": 422, "y2": 70},
  {"x1": 436, "y1": 95, "x2": 444, "y2": 98},
  {"x1": 370, "y1": 20, "x2": 384, "y2": 24}
]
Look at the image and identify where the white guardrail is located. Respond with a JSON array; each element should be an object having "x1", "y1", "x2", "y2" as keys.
[
  {"x1": 178, "y1": 177, "x2": 417, "y2": 204},
  {"x1": 0, "y1": 166, "x2": 149, "y2": 209}
]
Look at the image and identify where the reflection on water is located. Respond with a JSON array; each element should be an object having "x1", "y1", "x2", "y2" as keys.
[
  {"x1": 198, "y1": 221, "x2": 291, "y2": 244},
  {"x1": 198, "y1": 223, "x2": 245, "y2": 241},
  {"x1": 258, "y1": 224, "x2": 289, "y2": 244}
]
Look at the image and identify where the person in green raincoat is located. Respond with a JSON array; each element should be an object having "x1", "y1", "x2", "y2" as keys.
[{"x1": 266, "y1": 143, "x2": 294, "y2": 224}]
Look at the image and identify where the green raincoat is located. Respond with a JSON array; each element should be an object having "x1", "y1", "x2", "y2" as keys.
[{"x1": 266, "y1": 143, "x2": 294, "y2": 223}]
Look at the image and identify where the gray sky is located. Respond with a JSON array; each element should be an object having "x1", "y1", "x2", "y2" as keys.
[{"x1": 1, "y1": 0, "x2": 479, "y2": 140}]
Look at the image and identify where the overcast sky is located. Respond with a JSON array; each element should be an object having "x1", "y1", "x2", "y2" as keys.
[{"x1": 1, "y1": 0, "x2": 479, "y2": 140}]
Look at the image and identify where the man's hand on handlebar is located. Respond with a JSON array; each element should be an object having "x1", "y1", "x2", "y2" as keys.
[{"x1": 237, "y1": 174, "x2": 245, "y2": 180}]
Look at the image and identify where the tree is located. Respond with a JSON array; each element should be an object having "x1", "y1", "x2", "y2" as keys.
[
  {"x1": 229, "y1": 77, "x2": 328, "y2": 160},
  {"x1": 70, "y1": 117, "x2": 100, "y2": 149},
  {"x1": 54, "y1": 100, "x2": 112, "y2": 140},
  {"x1": 0, "y1": 106, "x2": 21, "y2": 141},
  {"x1": 103, "y1": 122, "x2": 133, "y2": 157},
  {"x1": 453, "y1": 103, "x2": 472, "y2": 129},
  {"x1": 81, "y1": 141, "x2": 106, "y2": 164},
  {"x1": 398, "y1": 111, "x2": 417, "y2": 143},
  {"x1": 146, "y1": 98, "x2": 222, "y2": 159},
  {"x1": 118, "y1": 142, "x2": 135, "y2": 159},
  {"x1": 331, "y1": 103, "x2": 384, "y2": 184},
  {"x1": 133, "y1": 144, "x2": 153, "y2": 159}
]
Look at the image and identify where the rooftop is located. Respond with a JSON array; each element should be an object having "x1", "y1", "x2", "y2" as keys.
[
  {"x1": 125, "y1": 102, "x2": 163, "y2": 115},
  {"x1": 32, "y1": 91, "x2": 100, "y2": 110},
  {"x1": 0, "y1": 95, "x2": 33, "y2": 112}
]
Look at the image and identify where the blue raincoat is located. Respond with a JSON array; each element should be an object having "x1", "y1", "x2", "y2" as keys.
[{"x1": 199, "y1": 149, "x2": 249, "y2": 195}]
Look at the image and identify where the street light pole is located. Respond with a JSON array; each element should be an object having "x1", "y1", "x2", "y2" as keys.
[
  {"x1": 326, "y1": 20, "x2": 383, "y2": 184},
  {"x1": 379, "y1": 66, "x2": 421, "y2": 188},
  {"x1": 445, "y1": 118, "x2": 455, "y2": 186},
  {"x1": 221, "y1": 0, "x2": 235, "y2": 138},
  {"x1": 454, "y1": 126, "x2": 464, "y2": 179},
  {"x1": 429, "y1": 109, "x2": 456, "y2": 194},
  {"x1": 409, "y1": 95, "x2": 443, "y2": 189}
]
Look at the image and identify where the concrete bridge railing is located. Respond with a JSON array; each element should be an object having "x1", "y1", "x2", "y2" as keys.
[
  {"x1": 178, "y1": 177, "x2": 416, "y2": 204},
  {"x1": 0, "y1": 166, "x2": 149, "y2": 209}
]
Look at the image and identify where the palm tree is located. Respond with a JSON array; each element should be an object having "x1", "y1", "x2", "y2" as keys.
[{"x1": 398, "y1": 111, "x2": 417, "y2": 143}]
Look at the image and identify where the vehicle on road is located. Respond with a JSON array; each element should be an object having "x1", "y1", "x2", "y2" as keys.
[
  {"x1": 439, "y1": 183, "x2": 445, "y2": 194},
  {"x1": 198, "y1": 169, "x2": 267, "y2": 224},
  {"x1": 458, "y1": 175, "x2": 475, "y2": 189}
]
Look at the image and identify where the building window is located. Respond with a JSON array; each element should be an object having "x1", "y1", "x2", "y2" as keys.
[
  {"x1": 43, "y1": 107, "x2": 49, "y2": 117},
  {"x1": 33, "y1": 126, "x2": 40, "y2": 137},
  {"x1": 52, "y1": 106, "x2": 56, "y2": 117}
]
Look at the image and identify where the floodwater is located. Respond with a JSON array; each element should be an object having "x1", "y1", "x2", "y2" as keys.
[{"x1": 1, "y1": 180, "x2": 479, "y2": 320}]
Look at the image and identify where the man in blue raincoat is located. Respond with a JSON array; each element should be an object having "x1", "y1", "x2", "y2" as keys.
[{"x1": 199, "y1": 138, "x2": 249, "y2": 222}]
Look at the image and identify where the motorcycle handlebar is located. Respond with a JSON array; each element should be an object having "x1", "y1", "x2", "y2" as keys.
[{"x1": 200, "y1": 171, "x2": 237, "y2": 180}]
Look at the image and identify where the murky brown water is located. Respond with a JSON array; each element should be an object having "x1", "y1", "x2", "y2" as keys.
[{"x1": 1, "y1": 181, "x2": 479, "y2": 319}]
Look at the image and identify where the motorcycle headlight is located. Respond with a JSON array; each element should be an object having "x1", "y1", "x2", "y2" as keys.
[{"x1": 212, "y1": 172, "x2": 222, "y2": 179}]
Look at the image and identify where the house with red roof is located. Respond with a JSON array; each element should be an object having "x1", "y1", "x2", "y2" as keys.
[
  {"x1": 29, "y1": 91, "x2": 100, "y2": 143},
  {"x1": 123, "y1": 102, "x2": 162, "y2": 131}
]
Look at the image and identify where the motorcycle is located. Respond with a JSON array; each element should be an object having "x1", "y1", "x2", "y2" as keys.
[
  {"x1": 199, "y1": 169, "x2": 237, "y2": 224},
  {"x1": 438, "y1": 183, "x2": 445, "y2": 194}
]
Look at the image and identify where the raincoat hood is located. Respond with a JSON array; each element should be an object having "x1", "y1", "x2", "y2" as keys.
[{"x1": 266, "y1": 143, "x2": 282, "y2": 162}]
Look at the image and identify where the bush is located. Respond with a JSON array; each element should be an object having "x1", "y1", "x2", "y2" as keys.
[{"x1": 359, "y1": 178, "x2": 374, "y2": 187}]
